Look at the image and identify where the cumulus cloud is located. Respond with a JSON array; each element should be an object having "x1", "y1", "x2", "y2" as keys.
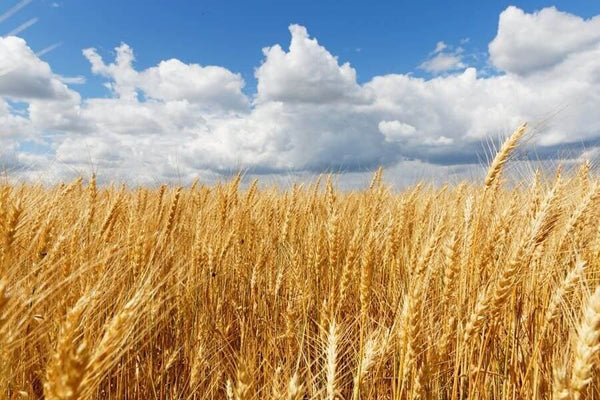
[
  {"x1": 187, "y1": 102, "x2": 396, "y2": 173},
  {"x1": 138, "y1": 60, "x2": 248, "y2": 111},
  {"x1": 62, "y1": 28, "x2": 393, "y2": 176},
  {"x1": 489, "y1": 6, "x2": 600, "y2": 75},
  {"x1": 0, "y1": 99, "x2": 34, "y2": 139},
  {"x1": 0, "y1": 36, "x2": 80, "y2": 151},
  {"x1": 2, "y1": 6, "x2": 600, "y2": 184},
  {"x1": 83, "y1": 44, "x2": 249, "y2": 111},
  {"x1": 255, "y1": 24, "x2": 372, "y2": 104},
  {"x1": 0, "y1": 36, "x2": 77, "y2": 101},
  {"x1": 379, "y1": 120, "x2": 417, "y2": 141}
]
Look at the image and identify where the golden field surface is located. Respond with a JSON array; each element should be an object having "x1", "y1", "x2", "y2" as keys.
[{"x1": 2, "y1": 126, "x2": 600, "y2": 399}]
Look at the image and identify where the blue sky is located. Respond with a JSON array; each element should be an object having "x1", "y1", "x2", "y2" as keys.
[
  {"x1": 8, "y1": 0, "x2": 600, "y2": 97},
  {"x1": 1, "y1": 1, "x2": 600, "y2": 185}
]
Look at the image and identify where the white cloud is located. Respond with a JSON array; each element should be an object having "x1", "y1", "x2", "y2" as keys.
[
  {"x1": 0, "y1": 99, "x2": 34, "y2": 139},
  {"x1": 2, "y1": 6, "x2": 600, "y2": 184},
  {"x1": 255, "y1": 24, "x2": 372, "y2": 105},
  {"x1": 379, "y1": 120, "x2": 417, "y2": 141},
  {"x1": 419, "y1": 52, "x2": 466, "y2": 74},
  {"x1": 0, "y1": 36, "x2": 77, "y2": 101},
  {"x1": 419, "y1": 42, "x2": 466, "y2": 74},
  {"x1": 0, "y1": 36, "x2": 80, "y2": 147},
  {"x1": 489, "y1": 6, "x2": 600, "y2": 75},
  {"x1": 83, "y1": 45, "x2": 249, "y2": 111},
  {"x1": 138, "y1": 59, "x2": 248, "y2": 111},
  {"x1": 83, "y1": 44, "x2": 139, "y2": 101},
  {"x1": 186, "y1": 101, "x2": 395, "y2": 173}
]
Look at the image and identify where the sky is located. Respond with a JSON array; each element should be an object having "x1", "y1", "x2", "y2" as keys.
[{"x1": 1, "y1": 0, "x2": 600, "y2": 186}]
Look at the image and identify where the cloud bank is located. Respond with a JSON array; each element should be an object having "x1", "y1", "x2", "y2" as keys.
[{"x1": 1, "y1": 6, "x2": 600, "y2": 184}]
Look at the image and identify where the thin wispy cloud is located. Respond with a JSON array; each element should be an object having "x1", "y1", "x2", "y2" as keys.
[
  {"x1": 36, "y1": 41, "x2": 62, "y2": 57},
  {"x1": 56, "y1": 74, "x2": 86, "y2": 84},
  {"x1": 419, "y1": 45, "x2": 466, "y2": 74},
  {"x1": 6, "y1": 17, "x2": 38, "y2": 36},
  {"x1": 0, "y1": 0, "x2": 32, "y2": 24},
  {"x1": 432, "y1": 41, "x2": 447, "y2": 54}
]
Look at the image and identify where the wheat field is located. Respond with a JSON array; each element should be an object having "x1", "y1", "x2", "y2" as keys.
[{"x1": 1, "y1": 125, "x2": 600, "y2": 399}]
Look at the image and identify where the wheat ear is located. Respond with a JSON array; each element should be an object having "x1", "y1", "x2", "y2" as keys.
[
  {"x1": 325, "y1": 319, "x2": 338, "y2": 400},
  {"x1": 43, "y1": 299, "x2": 89, "y2": 400},
  {"x1": 569, "y1": 286, "x2": 600, "y2": 399},
  {"x1": 484, "y1": 123, "x2": 527, "y2": 189}
]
